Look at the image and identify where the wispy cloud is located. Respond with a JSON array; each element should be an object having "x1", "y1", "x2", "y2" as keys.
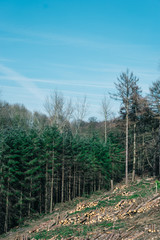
[
  {"x1": 0, "y1": 26, "x2": 152, "y2": 50},
  {"x1": 48, "y1": 62, "x2": 128, "y2": 73},
  {"x1": 19, "y1": 29, "x2": 157, "y2": 50},
  {"x1": 0, "y1": 64, "x2": 44, "y2": 101},
  {"x1": 0, "y1": 75, "x2": 114, "y2": 90},
  {"x1": 0, "y1": 27, "x2": 97, "y2": 47},
  {"x1": 0, "y1": 64, "x2": 116, "y2": 111}
]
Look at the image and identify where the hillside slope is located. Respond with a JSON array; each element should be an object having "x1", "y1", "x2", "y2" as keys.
[{"x1": 1, "y1": 177, "x2": 160, "y2": 240}]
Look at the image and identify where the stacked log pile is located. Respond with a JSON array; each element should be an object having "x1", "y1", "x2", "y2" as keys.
[
  {"x1": 137, "y1": 194, "x2": 160, "y2": 213},
  {"x1": 69, "y1": 201, "x2": 99, "y2": 214},
  {"x1": 12, "y1": 184, "x2": 160, "y2": 240},
  {"x1": 57, "y1": 193, "x2": 160, "y2": 227}
]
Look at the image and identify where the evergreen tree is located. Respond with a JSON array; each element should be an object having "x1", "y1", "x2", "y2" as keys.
[{"x1": 149, "y1": 80, "x2": 160, "y2": 175}]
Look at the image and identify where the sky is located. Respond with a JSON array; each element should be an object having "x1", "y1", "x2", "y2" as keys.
[{"x1": 0, "y1": 0, "x2": 160, "y2": 120}]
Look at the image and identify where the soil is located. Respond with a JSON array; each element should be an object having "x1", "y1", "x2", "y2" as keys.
[{"x1": 1, "y1": 177, "x2": 160, "y2": 240}]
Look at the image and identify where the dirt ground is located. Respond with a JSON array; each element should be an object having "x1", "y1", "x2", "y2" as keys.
[{"x1": 1, "y1": 177, "x2": 160, "y2": 240}]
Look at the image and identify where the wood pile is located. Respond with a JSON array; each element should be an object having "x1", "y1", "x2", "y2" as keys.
[
  {"x1": 137, "y1": 194, "x2": 160, "y2": 213},
  {"x1": 24, "y1": 192, "x2": 160, "y2": 240},
  {"x1": 57, "y1": 193, "x2": 160, "y2": 227},
  {"x1": 69, "y1": 201, "x2": 99, "y2": 214},
  {"x1": 113, "y1": 184, "x2": 126, "y2": 193},
  {"x1": 121, "y1": 191, "x2": 135, "y2": 197},
  {"x1": 14, "y1": 187, "x2": 160, "y2": 239}
]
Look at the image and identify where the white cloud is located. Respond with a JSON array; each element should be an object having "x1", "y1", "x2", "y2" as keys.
[
  {"x1": 0, "y1": 75, "x2": 114, "y2": 90},
  {"x1": 0, "y1": 64, "x2": 44, "y2": 101},
  {"x1": 1, "y1": 26, "x2": 154, "y2": 50}
]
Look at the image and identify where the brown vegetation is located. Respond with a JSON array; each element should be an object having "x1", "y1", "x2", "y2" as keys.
[{"x1": 1, "y1": 177, "x2": 160, "y2": 240}]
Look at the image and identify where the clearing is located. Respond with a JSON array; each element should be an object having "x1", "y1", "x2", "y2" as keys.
[{"x1": 1, "y1": 177, "x2": 160, "y2": 240}]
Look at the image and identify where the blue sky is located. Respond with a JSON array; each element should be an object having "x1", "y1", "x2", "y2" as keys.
[{"x1": 0, "y1": 0, "x2": 160, "y2": 120}]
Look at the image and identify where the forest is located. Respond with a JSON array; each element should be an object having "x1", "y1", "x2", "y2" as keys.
[{"x1": 0, "y1": 70, "x2": 160, "y2": 235}]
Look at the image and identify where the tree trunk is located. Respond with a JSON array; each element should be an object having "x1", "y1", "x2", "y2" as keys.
[
  {"x1": 68, "y1": 166, "x2": 71, "y2": 201},
  {"x1": 39, "y1": 184, "x2": 42, "y2": 214},
  {"x1": 4, "y1": 179, "x2": 9, "y2": 233},
  {"x1": 19, "y1": 189, "x2": 23, "y2": 221},
  {"x1": 55, "y1": 175, "x2": 59, "y2": 204},
  {"x1": 73, "y1": 163, "x2": 76, "y2": 199},
  {"x1": 98, "y1": 171, "x2": 101, "y2": 191},
  {"x1": 50, "y1": 147, "x2": 55, "y2": 213},
  {"x1": 125, "y1": 106, "x2": 129, "y2": 185},
  {"x1": 104, "y1": 120, "x2": 107, "y2": 144},
  {"x1": 153, "y1": 152, "x2": 156, "y2": 177},
  {"x1": 78, "y1": 172, "x2": 81, "y2": 197},
  {"x1": 152, "y1": 128, "x2": 156, "y2": 177},
  {"x1": 142, "y1": 134, "x2": 145, "y2": 176},
  {"x1": 83, "y1": 174, "x2": 85, "y2": 195},
  {"x1": 61, "y1": 157, "x2": 64, "y2": 203},
  {"x1": 132, "y1": 123, "x2": 136, "y2": 182},
  {"x1": 94, "y1": 178, "x2": 96, "y2": 192},
  {"x1": 110, "y1": 178, "x2": 114, "y2": 191},
  {"x1": 28, "y1": 178, "x2": 32, "y2": 217},
  {"x1": 91, "y1": 179, "x2": 93, "y2": 193},
  {"x1": 45, "y1": 161, "x2": 48, "y2": 214}
]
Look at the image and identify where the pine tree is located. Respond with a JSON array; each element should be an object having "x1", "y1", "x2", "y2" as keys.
[{"x1": 149, "y1": 80, "x2": 160, "y2": 176}]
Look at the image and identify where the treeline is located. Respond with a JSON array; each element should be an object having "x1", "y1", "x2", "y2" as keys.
[
  {"x1": 0, "y1": 70, "x2": 160, "y2": 234},
  {"x1": 0, "y1": 102, "x2": 124, "y2": 234}
]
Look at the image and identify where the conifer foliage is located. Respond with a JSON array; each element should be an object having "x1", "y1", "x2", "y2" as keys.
[
  {"x1": 0, "y1": 104, "x2": 122, "y2": 234},
  {"x1": 0, "y1": 71, "x2": 160, "y2": 235}
]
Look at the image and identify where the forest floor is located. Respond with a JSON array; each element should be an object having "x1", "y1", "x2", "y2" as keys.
[{"x1": 1, "y1": 176, "x2": 160, "y2": 240}]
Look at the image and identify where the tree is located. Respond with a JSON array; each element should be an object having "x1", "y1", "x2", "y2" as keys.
[
  {"x1": 101, "y1": 95, "x2": 111, "y2": 144},
  {"x1": 44, "y1": 91, "x2": 73, "y2": 130},
  {"x1": 149, "y1": 80, "x2": 160, "y2": 175},
  {"x1": 0, "y1": 128, "x2": 28, "y2": 232},
  {"x1": 129, "y1": 82, "x2": 142, "y2": 181},
  {"x1": 73, "y1": 96, "x2": 88, "y2": 134},
  {"x1": 0, "y1": 102, "x2": 32, "y2": 130},
  {"x1": 111, "y1": 69, "x2": 139, "y2": 185},
  {"x1": 42, "y1": 126, "x2": 62, "y2": 212}
]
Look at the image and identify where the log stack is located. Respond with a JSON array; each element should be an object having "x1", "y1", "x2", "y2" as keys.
[
  {"x1": 56, "y1": 193, "x2": 160, "y2": 227},
  {"x1": 15, "y1": 186, "x2": 160, "y2": 239},
  {"x1": 69, "y1": 200, "x2": 99, "y2": 214}
]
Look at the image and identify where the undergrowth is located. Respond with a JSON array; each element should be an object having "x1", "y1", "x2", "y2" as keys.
[
  {"x1": 32, "y1": 221, "x2": 114, "y2": 239},
  {"x1": 2, "y1": 178, "x2": 159, "y2": 240}
]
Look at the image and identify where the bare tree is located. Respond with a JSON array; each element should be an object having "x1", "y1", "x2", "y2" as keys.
[
  {"x1": 130, "y1": 83, "x2": 142, "y2": 182},
  {"x1": 101, "y1": 95, "x2": 111, "y2": 144},
  {"x1": 44, "y1": 90, "x2": 73, "y2": 130},
  {"x1": 73, "y1": 96, "x2": 88, "y2": 133},
  {"x1": 111, "y1": 69, "x2": 139, "y2": 185},
  {"x1": 44, "y1": 91, "x2": 73, "y2": 207}
]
